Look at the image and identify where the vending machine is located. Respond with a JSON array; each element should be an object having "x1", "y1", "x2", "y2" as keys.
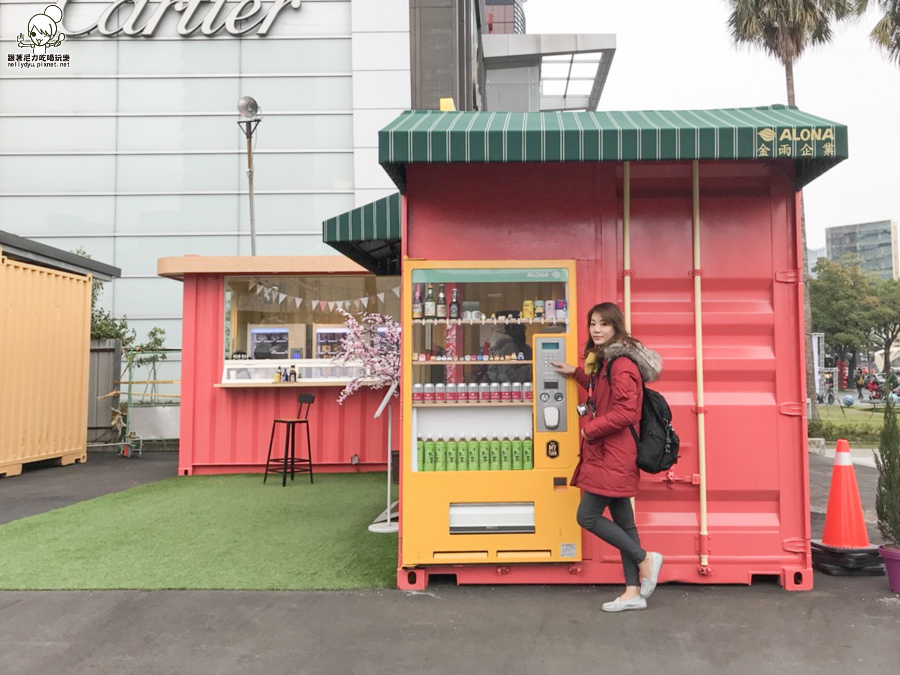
[{"x1": 400, "y1": 260, "x2": 582, "y2": 580}]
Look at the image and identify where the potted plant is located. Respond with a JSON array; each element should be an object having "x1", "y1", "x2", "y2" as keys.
[{"x1": 875, "y1": 395, "x2": 900, "y2": 593}]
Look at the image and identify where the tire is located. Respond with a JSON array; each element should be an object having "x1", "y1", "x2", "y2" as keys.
[{"x1": 826, "y1": 392, "x2": 834, "y2": 405}]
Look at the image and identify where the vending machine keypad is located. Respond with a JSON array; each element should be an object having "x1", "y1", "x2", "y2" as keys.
[{"x1": 534, "y1": 337, "x2": 567, "y2": 433}]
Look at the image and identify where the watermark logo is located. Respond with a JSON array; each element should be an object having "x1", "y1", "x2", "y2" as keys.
[
  {"x1": 18, "y1": 5, "x2": 66, "y2": 52},
  {"x1": 8, "y1": 5, "x2": 71, "y2": 69}
]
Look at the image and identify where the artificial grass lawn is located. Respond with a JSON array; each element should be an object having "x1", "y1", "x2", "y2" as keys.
[{"x1": 0, "y1": 473, "x2": 398, "y2": 590}]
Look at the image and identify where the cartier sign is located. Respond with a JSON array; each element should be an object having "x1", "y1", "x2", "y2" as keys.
[{"x1": 57, "y1": 0, "x2": 303, "y2": 37}]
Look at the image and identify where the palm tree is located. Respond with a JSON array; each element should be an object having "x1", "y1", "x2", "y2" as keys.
[
  {"x1": 856, "y1": 0, "x2": 900, "y2": 64},
  {"x1": 726, "y1": 0, "x2": 856, "y2": 423}
]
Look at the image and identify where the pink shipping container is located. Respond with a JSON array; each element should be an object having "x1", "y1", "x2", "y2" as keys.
[
  {"x1": 158, "y1": 256, "x2": 400, "y2": 476},
  {"x1": 370, "y1": 106, "x2": 849, "y2": 591}
]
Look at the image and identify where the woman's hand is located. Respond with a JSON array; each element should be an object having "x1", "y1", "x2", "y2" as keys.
[{"x1": 552, "y1": 361, "x2": 575, "y2": 377}]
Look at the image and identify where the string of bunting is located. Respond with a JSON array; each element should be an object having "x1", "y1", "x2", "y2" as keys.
[{"x1": 247, "y1": 281, "x2": 400, "y2": 312}]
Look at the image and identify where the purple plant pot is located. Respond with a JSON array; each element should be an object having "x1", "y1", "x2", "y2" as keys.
[{"x1": 879, "y1": 545, "x2": 900, "y2": 594}]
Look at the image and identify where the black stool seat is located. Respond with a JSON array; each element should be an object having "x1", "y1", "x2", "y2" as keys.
[{"x1": 264, "y1": 393, "x2": 314, "y2": 486}]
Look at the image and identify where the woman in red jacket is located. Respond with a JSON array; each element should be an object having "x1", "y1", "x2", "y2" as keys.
[{"x1": 553, "y1": 302, "x2": 664, "y2": 612}]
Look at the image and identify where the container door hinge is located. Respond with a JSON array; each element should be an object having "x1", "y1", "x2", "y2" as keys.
[
  {"x1": 779, "y1": 402, "x2": 805, "y2": 416},
  {"x1": 775, "y1": 270, "x2": 800, "y2": 283},
  {"x1": 783, "y1": 538, "x2": 806, "y2": 553}
]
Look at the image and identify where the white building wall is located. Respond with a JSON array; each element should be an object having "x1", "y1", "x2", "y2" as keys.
[
  {"x1": 350, "y1": 0, "x2": 410, "y2": 207},
  {"x1": 0, "y1": 0, "x2": 410, "y2": 347}
]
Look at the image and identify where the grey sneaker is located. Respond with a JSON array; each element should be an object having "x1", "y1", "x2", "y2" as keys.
[
  {"x1": 601, "y1": 595, "x2": 647, "y2": 612},
  {"x1": 640, "y1": 552, "x2": 664, "y2": 598}
]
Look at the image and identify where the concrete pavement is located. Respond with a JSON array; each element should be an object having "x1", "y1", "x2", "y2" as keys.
[{"x1": 0, "y1": 450, "x2": 896, "y2": 674}]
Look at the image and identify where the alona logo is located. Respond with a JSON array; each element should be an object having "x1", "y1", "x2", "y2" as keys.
[
  {"x1": 757, "y1": 128, "x2": 777, "y2": 143},
  {"x1": 17, "y1": 5, "x2": 66, "y2": 54}
]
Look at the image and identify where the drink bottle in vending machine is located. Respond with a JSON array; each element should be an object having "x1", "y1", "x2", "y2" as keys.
[
  {"x1": 467, "y1": 438, "x2": 479, "y2": 471},
  {"x1": 500, "y1": 434, "x2": 512, "y2": 471},
  {"x1": 412, "y1": 284, "x2": 423, "y2": 320},
  {"x1": 523, "y1": 437, "x2": 534, "y2": 470},
  {"x1": 479, "y1": 437, "x2": 491, "y2": 470},
  {"x1": 489, "y1": 435, "x2": 501, "y2": 471},
  {"x1": 457, "y1": 437, "x2": 468, "y2": 470},
  {"x1": 423, "y1": 435, "x2": 436, "y2": 471},
  {"x1": 445, "y1": 437, "x2": 457, "y2": 470},
  {"x1": 435, "y1": 437, "x2": 447, "y2": 471},
  {"x1": 511, "y1": 437, "x2": 523, "y2": 470}
]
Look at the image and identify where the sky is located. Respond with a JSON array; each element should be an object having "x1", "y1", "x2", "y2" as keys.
[{"x1": 525, "y1": 0, "x2": 900, "y2": 250}]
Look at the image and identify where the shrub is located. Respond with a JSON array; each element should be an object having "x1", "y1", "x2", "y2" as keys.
[
  {"x1": 808, "y1": 419, "x2": 880, "y2": 445},
  {"x1": 875, "y1": 398, "x2": 900, "y2": 547}
]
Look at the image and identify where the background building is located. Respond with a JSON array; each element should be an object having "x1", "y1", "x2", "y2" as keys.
[
  {"x1": 485, "y1": 0, "x2": 526, "y2": 35},
  {"x1": 1, "y1": 0, "x2": 614, "y2": 356},
  {"x1": 807, "y1": 246, "x2": 826, "y2": 278},
  {"x1": 825, "y1": 219, "x2": 899, "y2": 280},
  {"x1": 0, "y1": 0, "x2": 411, "y2": 350}
]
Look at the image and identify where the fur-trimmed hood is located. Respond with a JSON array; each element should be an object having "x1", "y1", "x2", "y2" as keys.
[{"x1": 592, "y1": 341, "x2": 663, "y2": 383}]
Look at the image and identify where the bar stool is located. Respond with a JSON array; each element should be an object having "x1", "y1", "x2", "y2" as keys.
[{"x1": 264, "y1": 393, "x2": 314, "y2": 486}]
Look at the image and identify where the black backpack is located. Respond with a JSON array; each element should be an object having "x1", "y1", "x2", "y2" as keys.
[{"x1": 605, "y1": 357, "x2": 680, "y2": 474}]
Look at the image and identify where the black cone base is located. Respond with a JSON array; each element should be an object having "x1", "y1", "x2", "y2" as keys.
[{"x1": 811, "y1": 540, "x2": 885, "y2": 576}]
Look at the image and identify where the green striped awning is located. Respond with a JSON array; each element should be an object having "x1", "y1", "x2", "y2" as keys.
[
  {"x1": 322, "y1": 192, "x2": 400, "y2": 275},
  {"x1": 378, "y1": 105, "x2": 848, "y2": 192}
]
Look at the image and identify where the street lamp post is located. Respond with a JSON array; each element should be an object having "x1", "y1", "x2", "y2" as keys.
[{"x1": 237, "y1": 96, "x2": 261, "y2": 256}]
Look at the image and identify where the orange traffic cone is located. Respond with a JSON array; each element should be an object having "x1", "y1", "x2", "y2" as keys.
[
  {"x1": 821, "y1": 439, "x2": 870, "y2": 548},
  {"x1": 811, "y1": 439, "x2": 884, "y2": 577}
]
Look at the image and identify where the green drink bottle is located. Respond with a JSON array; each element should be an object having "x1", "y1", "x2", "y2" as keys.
[
  {"x1": 523, "y1": 436, "x2": 534, "y2": 470},
  {"x1": 446, "y1": 438, "x2": 457, "y2": 471},
  {"x1": 435, "y1": 437, "x2": 447, "y2": 471},
  {"x1": 479, "y1": 438, "x2": 491, "y2": 471},
  {"x1": 424, "y1": 435, "x2": 436, "y2": 471},
  {"x1": 467, "y1": 438, "x2": 479, "y2": 471},
  {"x1": 500, "y1": 434, "x2": 512, "y2": 471},
  {"x1": 512, "y1": 436, "x2": 523, "y2": 470},
  {"x1": 489, "y1": 435, "x2": 501, "y2": 471},
  {"x1": 456, "y1": 437, "x2": 468, "y2": 471},
  {"x1": 417, "y1": 437, "x2": 425, "y2": 472}
]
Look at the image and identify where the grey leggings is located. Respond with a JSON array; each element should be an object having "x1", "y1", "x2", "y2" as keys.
[{"x1": 577, "y1": 491, "x2": 646, "y2": 586}]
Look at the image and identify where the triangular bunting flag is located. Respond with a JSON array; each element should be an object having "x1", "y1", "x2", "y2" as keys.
[
  {"x1": 328, "y1": 301, "x2": 336, "y2": 312},
  {"x1": 392, "y1": 286, "x2": 400, "y2": 297},
  {"x1": 278, "y1": 293, "x2": 286, "y2": 303},
  {"x1": 377, "y1": 292, "x2": 385, "y2": 303},
  {"x1": 248, "y1": 281, "x2": 256, "y2": 291},
  {"x1": 256, "y1": 285, "x2": 264, "y2": 295},
  {"x1": 295, "y1": 297, "x2": 303, "y2": 308},
  {"x1": 361, "y1": 297, "x2": 369, "y2": 308},
  {"x1": 319, "y1": 301, "x2": 328, "y2": 311}
]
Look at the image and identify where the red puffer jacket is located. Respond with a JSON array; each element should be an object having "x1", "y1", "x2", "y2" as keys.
[{"x1": 570, "y1": 342, "x2": 661, "y2": 497}]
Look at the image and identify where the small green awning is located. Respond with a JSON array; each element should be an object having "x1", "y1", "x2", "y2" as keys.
[
  {"x1": 379, "y1": 105, "x2": 848, "y2": 192},
  {"x1": 322, "y1": 192, "x2": 400, "y2": 275}
]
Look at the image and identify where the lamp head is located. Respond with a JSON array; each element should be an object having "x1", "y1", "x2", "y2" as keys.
[{"x1": 237, "y1": 96, "x2": 260, "y2": 120}]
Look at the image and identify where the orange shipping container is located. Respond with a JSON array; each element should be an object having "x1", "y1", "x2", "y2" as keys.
[{"x1": 0, "y1": 233, "x2": 120, "y2": 478}]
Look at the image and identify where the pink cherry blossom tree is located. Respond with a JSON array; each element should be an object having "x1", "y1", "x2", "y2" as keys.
[{"x1": 332, "y1": 309, "x2": 401, "y2": 404}]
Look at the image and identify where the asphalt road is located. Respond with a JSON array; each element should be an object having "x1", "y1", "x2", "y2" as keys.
[{"x1": 0, "y1": 451, "x2": 896, "y2": 674}]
